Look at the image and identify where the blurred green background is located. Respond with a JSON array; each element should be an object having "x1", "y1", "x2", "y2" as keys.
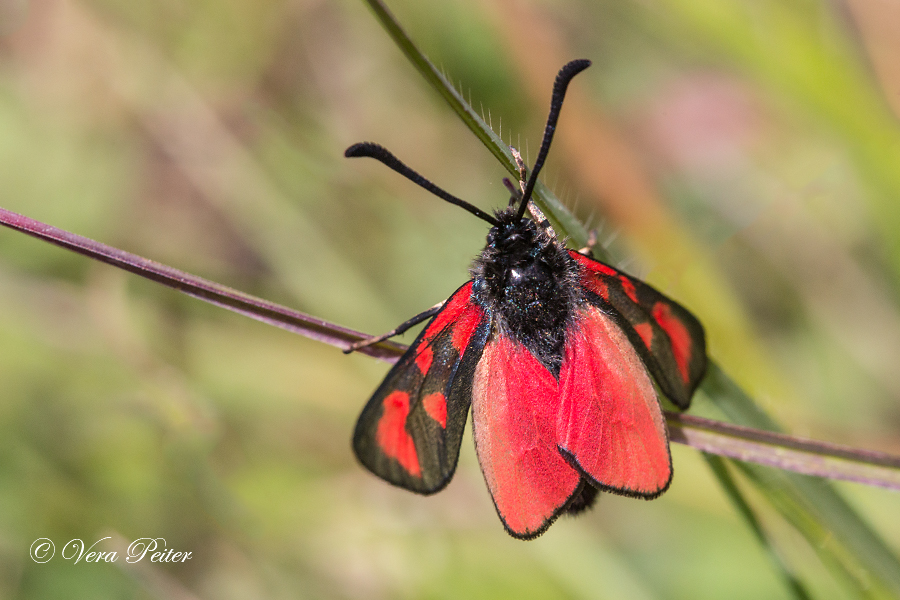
[{"x1": 1, "y1": 0, "x2": 899, "y2": 598}]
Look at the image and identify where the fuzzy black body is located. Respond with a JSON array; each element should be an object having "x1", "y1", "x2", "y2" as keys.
[{"x1": 470, "y1": 209, "x2": 582, "y2": 378}]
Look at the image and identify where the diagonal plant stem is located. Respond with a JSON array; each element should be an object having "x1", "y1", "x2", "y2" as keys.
[
  {"x1": 0, "y1": 207, "x2": 403, "y2": 362},
  {"x1": 2, "y1": 205, "x2": 900, "y2": 493},
  {"x1": 670, "y1": 413, "x2": 900, "y2": 489}
]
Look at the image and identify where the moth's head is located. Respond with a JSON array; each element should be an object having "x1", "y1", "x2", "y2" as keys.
[{"x1": 485, "y1": 209, "x2": 538, "y2": 250}]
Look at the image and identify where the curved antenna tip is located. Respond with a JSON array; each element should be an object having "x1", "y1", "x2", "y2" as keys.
[
  {"x1": 345, "y1": 142, "x2": 380, "y2": 158},
  {"x1": 517, "y1": 59, "x2": 592, "y2": 219},
  {"x1": 562, "y1": 59, "x2": 592, "y2": 76},
  {"x1": 343, "y1": 140, "x2": 499, "y2": 226}
]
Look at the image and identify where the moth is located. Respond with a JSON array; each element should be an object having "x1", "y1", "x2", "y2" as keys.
[{"x1": 345, "y1": 60, "x2": 707, "y2": 539}]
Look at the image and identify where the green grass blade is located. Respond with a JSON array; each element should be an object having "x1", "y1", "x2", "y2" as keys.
[{"x1": 704, "y1": 454, "x2": 813, "y2": 600}]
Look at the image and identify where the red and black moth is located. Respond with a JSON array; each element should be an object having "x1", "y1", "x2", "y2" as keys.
[{"x1": 345, "y1": 60, "x2": 707, "y2": 539}]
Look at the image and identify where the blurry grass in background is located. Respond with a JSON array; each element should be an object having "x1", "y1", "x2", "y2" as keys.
[{"x1": 0, "y1": 0, "x2": 899, "y2": 598}]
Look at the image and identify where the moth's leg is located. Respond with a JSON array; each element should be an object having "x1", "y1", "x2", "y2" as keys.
[
  {"x1": 503, "y1": 177, "x2": 522, "y2": 207},
  {"x1": 510, "y1": 147, "x2": 528, "y2": 194},
  {"x1": 526, "y1": 201, "x2": 553, "y2": 234},
  {"x1": 510, "y1": 147, "x2": 561, "y2": 239},
  {"x1": 578, "y1": 229, "x2": 598, "y2": 257},
  {"x1": 343, "y1": 301, "x2": 445, "y2": 354},
  {"x1": 502, "y1": 146, "x2": 530, "y2": 208}
]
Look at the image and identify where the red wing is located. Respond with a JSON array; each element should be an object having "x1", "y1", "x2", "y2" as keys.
[
  {"x1": 471, "y1": 334, "x2": 581, "y2": 539},
  {"x1": 557, "y1": 305, "x2": 671, "y2": 496},
  {"x1": 569, "y1": 250, "x2": 706, "y2": 409},
  {"x1": 353, "y1": 282, "x2": 489, "y2": 494}
]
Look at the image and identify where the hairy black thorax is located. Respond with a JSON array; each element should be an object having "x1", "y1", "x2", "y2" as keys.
[{"x1": 470, "y1": 209, "x2": 582, "y2": 377}]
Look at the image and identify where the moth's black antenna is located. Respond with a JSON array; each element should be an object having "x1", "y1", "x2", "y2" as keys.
[
  {"x1": 517, "y1": 59, "x2": 592, "y2": 220},
  {"x1": 346, "y1": 142, "x2": 500, "y2": 226}
]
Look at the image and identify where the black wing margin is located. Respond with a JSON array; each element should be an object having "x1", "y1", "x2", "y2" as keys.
[
  {"x1": 569, "y1": 251, "x2": 707, "y2": 409},
  {"x1": 353, "y1": 281, "x2": 490, "y2": 494}
]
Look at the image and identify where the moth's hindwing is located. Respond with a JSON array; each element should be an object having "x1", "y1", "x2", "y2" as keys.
[
  {"x1": 557, "y1": 304, "x2": 671, "y2": 498},
  {"x1": 353, "y1": 281, "x2": 490, "y2": 493}
]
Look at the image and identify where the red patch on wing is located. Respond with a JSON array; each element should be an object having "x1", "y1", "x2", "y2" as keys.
[
  {"x1": 569, "y1": 252, "x2": 612, "y2": 301},
  {"x1": 421, "y1": 283, "x2": 475, "y2": 346},
  {"x1": 634, "y1": 322, "x2": 654, "y2": 349},
  {"x1": 423, "y1": 392, "x2": 447, "y2": 428},
  {"x1": 593, "y1": 262, "x2": 617, "y2": 276},
  {"x1": 415, "y1": 344, "x2": 433, "y2": 374},
  {"x1": 472, "y1": 336, "x2": 580, "y2": 538},
  {"x1": 619, "y1": 276, "x2": 639, "y2": 303},
  {"x1": 558, "y1": 307, "x2": 670, "y2": 495},
  {"x1": 376, "y1": 391, "x2": 421, "y2": 477},
  {"x1": 416, "y1": 283, "x2": 483, "y2": 358},
  {"x1": 596, "y1": 279, "x2": 610, "y2": 301},
  {"x1": 451, "y1": 304, "x2": 484, "y2": 353},
  {"x1": 652, "y1": 302, "x2": 691, "y2": 384},
  {"x1": 585, "y1": 275, "x2": 609, "y2": 301}
]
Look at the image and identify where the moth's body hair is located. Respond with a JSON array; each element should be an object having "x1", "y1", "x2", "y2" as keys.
[{"x1": 470, "y1": 209, "x2": 582, "y2": 377}]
